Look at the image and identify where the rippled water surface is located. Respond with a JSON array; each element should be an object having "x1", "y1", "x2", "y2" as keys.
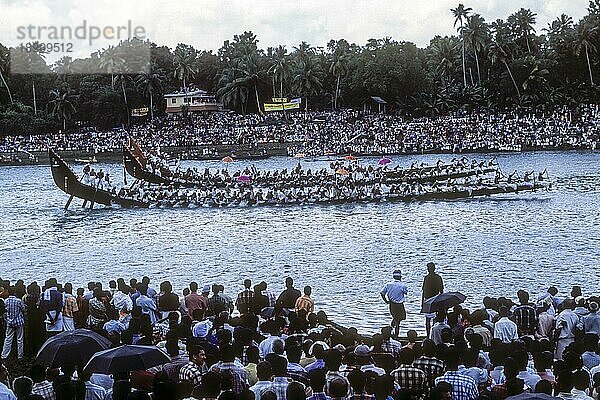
[{"x1": 1, "y1": 151, "x2": 599, "y2": 335}]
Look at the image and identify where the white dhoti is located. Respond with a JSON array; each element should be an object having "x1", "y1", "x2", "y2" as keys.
[
  {"x1": 63, "y1": 316, "x2": 75, "y2": 331},
  {"x1": 423, "y1": 296, "x2": 437, "y2": 319}
]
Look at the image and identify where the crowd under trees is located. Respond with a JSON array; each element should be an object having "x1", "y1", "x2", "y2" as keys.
[{"x1": 0, "y1": 2, "x2": 599, "y2": 135}]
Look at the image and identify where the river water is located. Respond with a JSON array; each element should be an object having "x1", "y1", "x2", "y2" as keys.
[{"x1": 0, "y1": 151, "x2": 599, "y2": 335}]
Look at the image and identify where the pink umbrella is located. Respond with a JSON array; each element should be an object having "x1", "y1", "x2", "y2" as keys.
[
  {"x1": 378, "y1": 157, "x2": 392, "y2": 165},
  {"x1": 237, "y1": 175, "x2": 251, "y2": 183}
]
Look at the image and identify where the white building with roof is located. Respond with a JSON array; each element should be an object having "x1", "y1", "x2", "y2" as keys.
[{"x1": 164, "y1": 89, "x2": 223, "y2": 113}]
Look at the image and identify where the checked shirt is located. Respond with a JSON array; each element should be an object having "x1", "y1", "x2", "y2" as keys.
[
  {"x1": 435, "y1": 371, "x2": 478, "y2": 400},
  {"x1": 413, "y1": 356, "x2": 445, "y2": 386},
  {"x1": 392, "y1": 364, "x2": 427, "y2": 398}
]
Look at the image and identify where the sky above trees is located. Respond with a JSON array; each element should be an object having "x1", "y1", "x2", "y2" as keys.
[{"x1": 0, "y1": 0, "x2": 590, "y2": 62}]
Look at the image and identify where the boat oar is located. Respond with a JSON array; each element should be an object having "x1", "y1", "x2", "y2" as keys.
[
  {"x1": 89, "y1": 178, "x2": 102, "y2": 209},
  {"x1": 64, "y1": 176, "x2": 74, "y2": 210},
  {"x1": 65, "y1": 174, "x2": 86, "y2": 210}
]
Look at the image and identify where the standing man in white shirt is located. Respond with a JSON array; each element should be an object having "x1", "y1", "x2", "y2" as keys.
[
  {"x1": 380, "y1": 270, "x2": 408, "y2": 338},
  {"x1": 494, "y1": 306, "x2": 518, "y2": 343},
  {"x1": 554, "y1": 299, "x2": 579, "y2": 360}
]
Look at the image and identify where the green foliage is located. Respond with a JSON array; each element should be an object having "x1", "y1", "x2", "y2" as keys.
[
  {"x1": 0, "y1": 4, "x2": 600, "y2": 134},
  {"x1": 0, "y1": 102, "x2": 57, "y2": 135}
]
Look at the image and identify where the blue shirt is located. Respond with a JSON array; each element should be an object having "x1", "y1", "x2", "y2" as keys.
[
  {"x1": 380, "y1": 281, "x2": 408, "y2": 303},
  {"x1": 305, "y1": 359, "x2": 325, "y2": 372},
  {"x1": 136, "y1": 295, "x2": 158, "y2": 324}
]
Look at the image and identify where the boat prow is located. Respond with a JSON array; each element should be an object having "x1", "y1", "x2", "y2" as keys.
[{"x1": 49, "y1": 149, "x2": 147, "y2": 209}]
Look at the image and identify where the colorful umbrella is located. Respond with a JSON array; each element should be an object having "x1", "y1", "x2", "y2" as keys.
[
  {"x1": 222, "y1": 156, "x2": 234, "y2": 163},
  {"x1": 336, "y1": 168, "x2": 349, "y2": 176},
  {"x1": 344, "y1": 155, "x2": 357, "y2": 161},
  {"x1": 379, "y1": 157, "x2": 392, "y2": 165},
  {"x1": 294, "y1": 153, "x2": 306, "y2": 158},
  {"x1": 237, "y1": 175, "x2": 251, "y2": 183}
]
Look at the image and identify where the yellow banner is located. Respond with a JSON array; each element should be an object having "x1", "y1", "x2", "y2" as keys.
[
  {"x1": 272, "y1": 97, "x2": 288, "y2": 103},
  {"x1": 264, "y1": 98, "x2": 301, "y2": 112},
  {"x1": 131, "y1": 107, "x2": 149, "y2": 117}
]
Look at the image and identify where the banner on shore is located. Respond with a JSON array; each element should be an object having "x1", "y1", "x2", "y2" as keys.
[
  {"x1": 131, "y1": 107, "x2": 149, "y2": 117},
  {"x1": 272, "y1": 97, "x2": 288, "y2": 103},
  {"x1": 264, "y1": 98, "x2": 301, "y2": 112}
]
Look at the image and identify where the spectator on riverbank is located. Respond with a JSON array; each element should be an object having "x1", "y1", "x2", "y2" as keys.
[
  {"x1": 4, "y1": 275, "x2": 600, "y2": 400},
  {"x1": 2, "y1": 105, "x2": 599, "y2": 164},
  {"x1": 380, "y1": 270, "x2": 408, "y2": 338},
  {"x1": 422, "y1": 262, "x2": 444, "y2": 336},
  {"x1": 1, "y1": 286, "x2": 25, "y2": 361}
]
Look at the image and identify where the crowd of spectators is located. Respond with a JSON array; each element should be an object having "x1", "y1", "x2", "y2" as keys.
[
  {"x1": 0, "y1": 274, "x2": 600, "y2": 400},
  {"x1": 0, "y1": 105, "x2": 599, "y2": 160}
]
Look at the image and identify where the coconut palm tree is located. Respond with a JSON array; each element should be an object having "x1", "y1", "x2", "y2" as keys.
[
  {"x1": 236, "y1": 51, "x2": 267, "y2": 115},
  {"x1": 329, "y1": 47, "x2": 349, "y2": 109},
  {"x1": 0, "y1": 44, "x2": 13, "y2": 103},
  {"x1": 293, "y1": 41, "x2": 315, "y2": 63},
  {"x1": 217, "y1": 67, "x2": 250, "y2": 114},
  {"x1": 574, "y1": 17, "x2": 598, "y2": 85},
  {"x1": 428, "y1": 36, "x2": 461, "y2": 88},
  {"x1": 489, "y1": 40, "x2": 521, "y2": 99},
  {"x1": 17, "y1": 44, "x2": 47, "y2": 115},
  {"x1": 47, "y1": 89, "x2": 76, "y2": 131},
  {"x1": 173, "y1": 44, "x2": 198, "y2": 89},
  {"x1": 268, "y1": 45, "x2": 289, "y2": 99},
  {"x1": 463, "y1": 14, "x2": 488, "y2": 84},
  {"x1": 451, "y1": 4, "x2": 472, "y2": 87},
  {"x1": 114, "y1": 71, "x2": 133, "y2": 126},
  {"x1": 136, "y1": 64, "x2": 165, "y2": 120},
  {"x1": 545, "y1": 14, "x2": 574, "y2": 37},
  {"x1": 292, "y1": 55, "x2": 323, "y2": 111},
  {"x1": 99, "y1": 46, "x2": 125, "y2": 90},
  {"x1": 509, "y1": 8, "x2": 537, "y2": 53}
]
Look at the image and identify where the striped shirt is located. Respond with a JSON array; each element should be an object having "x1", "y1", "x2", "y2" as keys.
[
  {"x1": 263, "y1": 291, "x2": 277, "y2": 307},
  {"x1": 381, "y1": 338, "x2": 402, "y2": 361},
  {"x1": 211, "y1": 362, "x2": 248, "y2": 394},
  {"x1": 513, "y1": 304, "x2": 538, "y2": 334},
  {"x1": 236, "y1": 289, "x2": 255, "y2": 311},
  {"x1": 271, "y1": 376, "x2": 292, "y2": 400},
  {"x1": 4, "y1": 296, "x2": 25, "y2": 327},
  {"x1": 295, "y1": 295, "x2": 314, "y2": 314},
  {"x1": 63, "y1": 294, "x2": 79, "y2": 318}
]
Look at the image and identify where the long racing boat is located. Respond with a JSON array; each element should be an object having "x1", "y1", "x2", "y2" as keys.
[{"x1": 49, "y1": 149, "x2": 148, "y2": 209}]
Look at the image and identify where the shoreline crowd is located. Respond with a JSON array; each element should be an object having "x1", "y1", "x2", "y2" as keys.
[
  {"x1": 1, "y1": 105, "x2": 599, "y2": 161},
  {"x1": 0, "y1": 267, "x2": 599, "y2": 400}
]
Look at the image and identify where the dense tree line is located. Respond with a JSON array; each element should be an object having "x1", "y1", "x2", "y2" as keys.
[{"x1": 0, "y1": 2, "x2": 599, "y2": 135}]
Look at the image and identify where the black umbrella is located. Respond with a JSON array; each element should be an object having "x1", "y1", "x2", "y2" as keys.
[
  {"x1": 421, "y1": 292, "x2": 466, "y2": 314},
  {"x1": 83, "y1": 345, "x2": 170, "y2": 374},
  {"x1": 35, "y1": 329, "x2": 112, "y2": 368}
]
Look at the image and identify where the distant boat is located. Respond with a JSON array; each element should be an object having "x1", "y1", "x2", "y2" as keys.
[{"x1": 75, "y1": 156, "x2": 98, "y2": 163}]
